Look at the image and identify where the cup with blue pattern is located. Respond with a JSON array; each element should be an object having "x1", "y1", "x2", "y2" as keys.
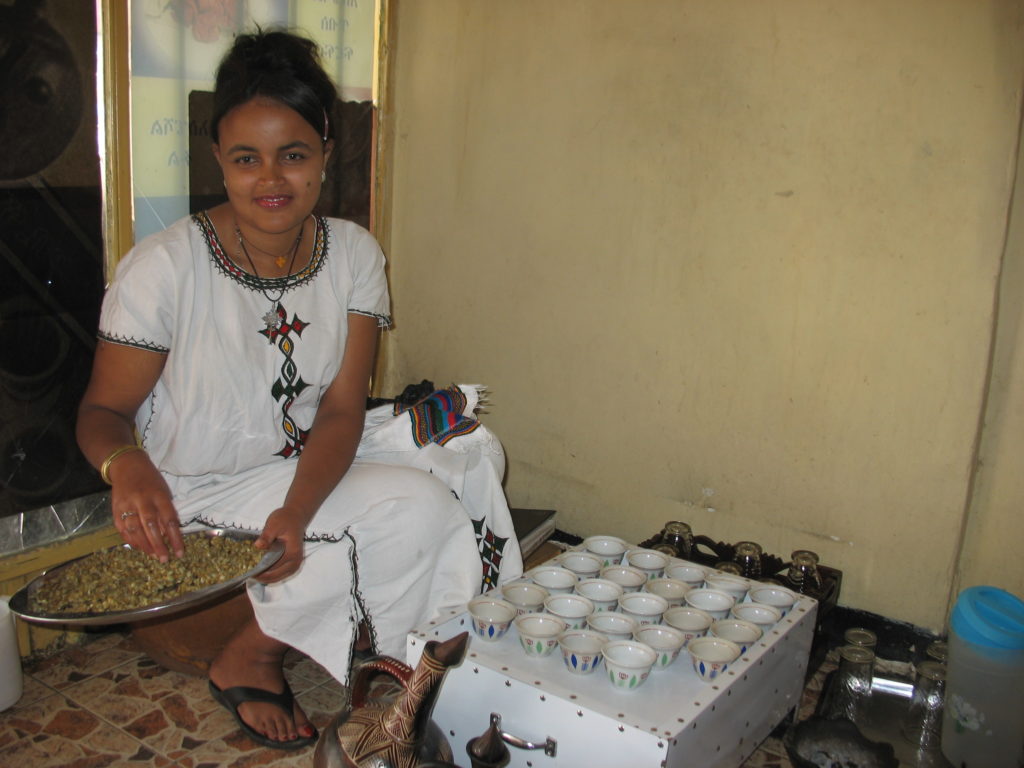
[
  {"x1": 467, "y1": 596, "x2": 516, "y2": 642},
  {"x1": 688, "y1": 636, "x2": 741, "y2": 682},
  {"x1": 557, "y1": 629, "x2": 605, "y2": 675},
  {"x1": 709, "y1": 618, "x2": 762, "y2": 655}
]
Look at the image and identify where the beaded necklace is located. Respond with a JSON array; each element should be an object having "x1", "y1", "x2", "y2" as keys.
[{"x1": 235, "y1": 221, "x2": 304, "y2": 337}]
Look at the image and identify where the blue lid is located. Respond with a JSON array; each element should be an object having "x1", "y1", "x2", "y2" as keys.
[{"x1": 950, "y1": 586, "x2": 1024, "y2": 650}]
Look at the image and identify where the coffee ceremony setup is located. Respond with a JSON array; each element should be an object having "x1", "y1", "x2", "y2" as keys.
[{"x1": 2, "y1": 2, "x2": 1024, "y2": 767}]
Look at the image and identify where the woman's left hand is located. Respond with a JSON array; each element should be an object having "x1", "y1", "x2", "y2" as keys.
[{"x1": 254, "y1": 506, "x2": 309, "y2": 582}]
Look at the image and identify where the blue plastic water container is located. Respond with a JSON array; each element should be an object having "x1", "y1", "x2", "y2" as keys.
[{"x1": 941, "y1": 586, "x2": 1024, "y2": 768}]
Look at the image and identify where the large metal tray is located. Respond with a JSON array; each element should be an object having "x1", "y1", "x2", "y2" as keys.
[{"x1": 9, "y1": 529, "x2": 283, "y2": 627}]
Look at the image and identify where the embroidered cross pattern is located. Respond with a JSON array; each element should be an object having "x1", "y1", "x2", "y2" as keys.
[
  {"x1": 263, "y1": 304, "x2": 310, "y2": 458},
  {"x1": 473, "y1": 518, "x2": 506, "y2": 592}
]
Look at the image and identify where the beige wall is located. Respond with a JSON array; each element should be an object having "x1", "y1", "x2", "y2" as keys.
[
  {"x1": 378, "y1": 0, "x2": 1024, "y2": 631},
  {"x1": 959, "y1": 94, "x2": 1024, "y2": 601}
]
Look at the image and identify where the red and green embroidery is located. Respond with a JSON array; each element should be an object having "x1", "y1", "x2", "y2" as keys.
[{"x1": 267, "y1": 305, "x2": 310, "y2": 458}]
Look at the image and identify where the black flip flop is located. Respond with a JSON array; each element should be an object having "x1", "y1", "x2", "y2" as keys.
[{"x1": 208, "y1": 679, "x2": 318, "y2": 751}]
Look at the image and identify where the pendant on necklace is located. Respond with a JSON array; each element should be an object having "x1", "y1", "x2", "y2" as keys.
[{"x1": 262, "y1": 306, "x2": 281, "y2": 338}]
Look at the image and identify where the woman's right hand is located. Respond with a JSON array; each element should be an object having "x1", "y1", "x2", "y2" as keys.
[
  {"x1": 78, "y1": 340, "x2": 181, "y2": 561},
  {"x1": 109, "y1": 449, "x2": 185, "y2": 562}
]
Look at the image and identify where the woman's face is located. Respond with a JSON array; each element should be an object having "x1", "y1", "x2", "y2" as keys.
[{"x1": 213, "y1": 96, "x2": 332, "y2": 237}]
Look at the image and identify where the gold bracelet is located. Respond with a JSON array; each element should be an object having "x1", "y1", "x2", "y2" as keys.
[{"x1": 99, "y1": 444, "x2": 145, "y2": 485}]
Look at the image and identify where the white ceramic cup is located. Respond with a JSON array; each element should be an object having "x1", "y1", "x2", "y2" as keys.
[
  {"x1": 749, "y1": 586, "x2": 798, "y2": 617},
  {"x1": 664, "y1": 562, "x2": 709, "y2": 586},
  {"x1": 663, "y1": 605, "x2": 714, "y2": 645},
  {"x1": 603, "y1": 640, "x2": 657, "y2": 691},
  {"x1": 582, "y1": 535, "x2": 629, "y2": 566},
  {"x1": 514, "y1": 613, "x2": 567, "y2": 658},
  {"x1": 730, "y1": 601, "x2": 782, "y2": 630},
  {"x1": 557, "y1": 551, "x2": 604, "y2": 580},
  {"x1": 501, "y1": 582, "x2": 549, "y2": 616},
  {"x1": 467, "y1": 596, "x2": 516, "y2": 642},
  {"x1": 600, "y1": 565, "x2": 648, "y2": 593},
  {"x1": 685, "y1": 587, "x2": 736, "y2": 620},
  {"x1": 617, "y1": 592, "x2": 669, "y2": 626},
  {"x1": 527, "y1": 565, "x2": 578, "y2": 595},
  {"x1": 704, "y1": 573, "x2": 752, "y2": 602},
  {"x1": 575, "y1": 578, "x2": 625, "y2": 612},
  {"x1": 688, "y1": 636, "x2": 742, "y2": 682},
  {"x1": 625, "y1": 549, "x2": 669, "y2": 580},
  {"x1": 643, "y1": 577, "x2": 692, "y2": 607},
  {"x1": 544, "y1": 593, "x2": 595, "y2": 630},
  {"x1": 710, "y1": 618, "x2": 763, "y2": 654},
  {"x1": 587, "y1": 611, "x2": 638, "y2": 640},
  {"x1": 633, "y1": 624, "x2": 687, "y2": 670},
  {"x1": 558, "y1": 629, "x2": 605, "y2": 674}
]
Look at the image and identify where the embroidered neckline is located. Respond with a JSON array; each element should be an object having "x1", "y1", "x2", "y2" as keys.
[{"x1": 193, "y1": 211, "x2": 328, "y2": 293}]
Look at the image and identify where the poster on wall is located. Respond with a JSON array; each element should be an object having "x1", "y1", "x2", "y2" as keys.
[{"x1": 129, "y1": 0, "x2": 376, "y2": 241}]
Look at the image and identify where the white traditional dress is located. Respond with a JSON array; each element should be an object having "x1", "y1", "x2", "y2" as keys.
[{"x1": 98, "y1": 213, "x2": 521, "y2": 682}]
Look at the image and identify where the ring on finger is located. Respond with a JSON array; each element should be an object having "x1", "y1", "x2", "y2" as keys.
[{"x1": 121, "y1": 511, "x2": 137, "y2": 521}]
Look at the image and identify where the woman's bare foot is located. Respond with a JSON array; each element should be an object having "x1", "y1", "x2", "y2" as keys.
[{"x1": 208, "y1": 618, "x2": 315, "y2": 744}]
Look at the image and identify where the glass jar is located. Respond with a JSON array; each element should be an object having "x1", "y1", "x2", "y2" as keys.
[
  {"x1": 661, "y1": 521, "x2": 693, "y2": 558},
  {"x1": 903, "y1": 660, "x2": 946, "y2": 748},
  {"x1": 732, "y1": 541, "x2": 763, "y2": 579},
  {"x1": 652, "y1": 543, "x2": 678, "y2": 558},
  {"x1": 925, "y1": 639, "x2": 948, "y2": 664},
  {"x1": 787, "y1": 549, "x2": 822, "y2": 594},
  {"x1": 821, "y1": 645, "x2": 875, "y2": 723},
  {"x1": 843, "y1": 627, "x2": 878, "y2": 650}
]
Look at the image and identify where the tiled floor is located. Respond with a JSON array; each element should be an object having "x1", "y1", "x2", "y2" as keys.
[
  {"x1": 0, "y1": 627, "x2": 833, "y2": 767},
  {"x1": 0, "y1": 630, "x2": 348, "y2": 767}
]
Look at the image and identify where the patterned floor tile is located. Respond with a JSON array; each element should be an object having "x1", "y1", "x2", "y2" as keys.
[
  {"x1": 0, "y1": 687, "x2": 73, "y2": 742},
  {"x1": 169, "y1": 730, "x2": 318, "y2": 768},
  {"x1": 10, "y1": 672, "x2": 58, "y2": 708},
  {"x1": 61, "y1": 656, "x2": 240, "y2": 762},
  {"x1": 283, "y1": 648, "x2": 336, "y2": 688},
  {"x1": 0, "y1": 688, "x2": 175, "y2": 767},
  {"x1": 296, "y1": 679, "x2": 350, "y2": 733},
  {"x1": 27, "y1": 635, "x2": 145, "y2": 691}
]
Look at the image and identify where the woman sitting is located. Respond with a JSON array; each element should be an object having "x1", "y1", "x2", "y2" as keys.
[{"x1": 76, "y1": 29, "x2": 501, "y2": 751}]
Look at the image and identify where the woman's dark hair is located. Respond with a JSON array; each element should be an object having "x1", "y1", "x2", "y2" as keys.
[{"x1": 211, "y1": 29, "x2": 337, "y2": 145}]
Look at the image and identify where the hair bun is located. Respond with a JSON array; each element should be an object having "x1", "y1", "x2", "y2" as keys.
[{"x1": 211, "y1": 28, "x2": 337, "y2": 144}]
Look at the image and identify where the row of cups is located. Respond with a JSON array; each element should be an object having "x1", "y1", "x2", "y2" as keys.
[
  {"x1": 521, "y1": 550, "x2": 799, "y2": 621},
  {"x1": 506, "y1": 576, "x2": 789, "y2": 628},
  {"x1": 468, "y1": 593, "x2": 755, "y2": 690},
  {"x1": 567, "y1": 538, "x2": 799, "y2": 609}
]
